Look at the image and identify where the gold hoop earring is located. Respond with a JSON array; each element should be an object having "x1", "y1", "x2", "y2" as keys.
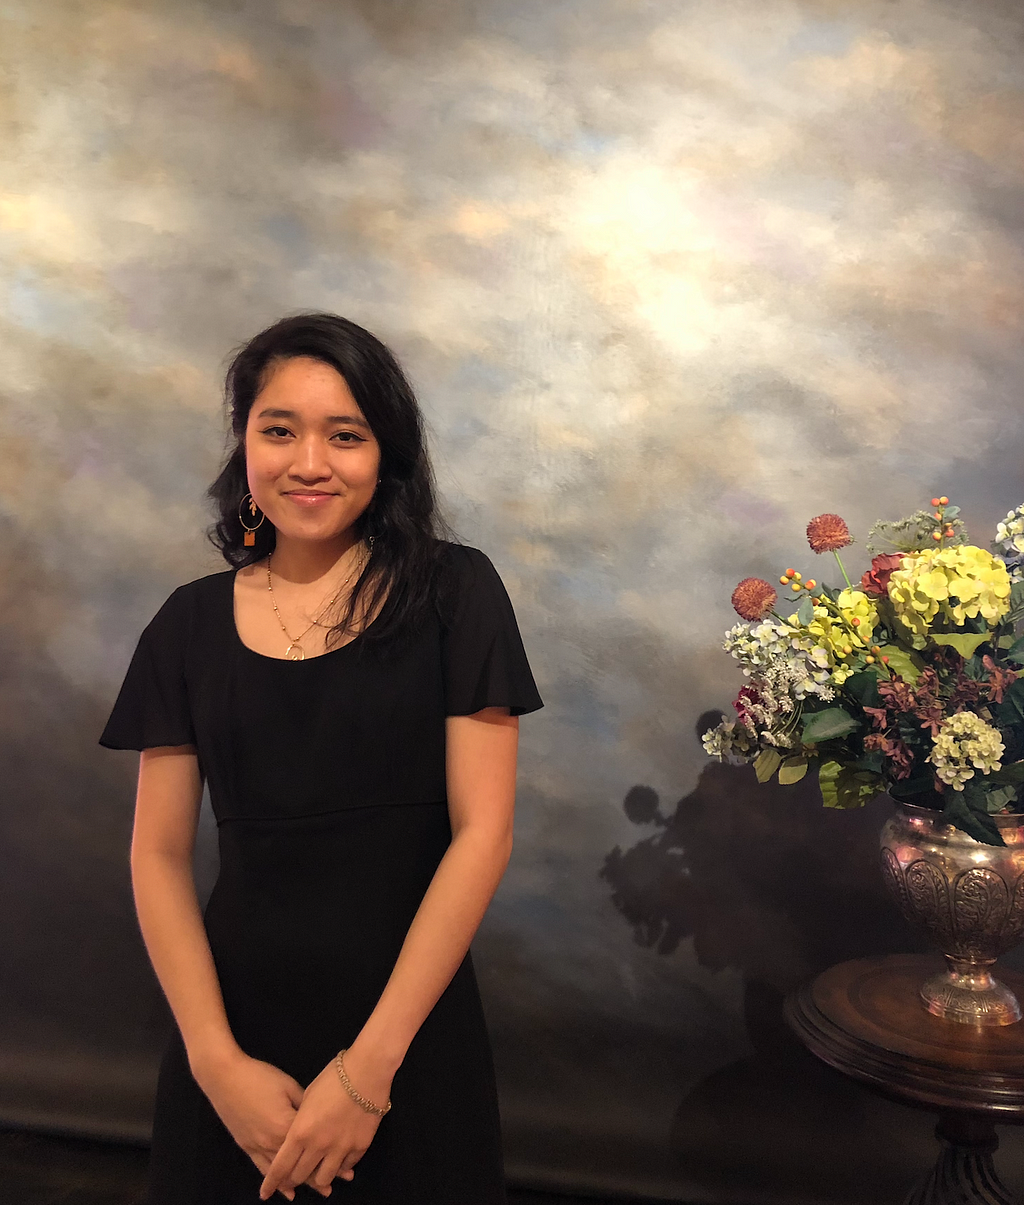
[{"x1": 239, "y1": 493, "x2": 266, "y2": 547}]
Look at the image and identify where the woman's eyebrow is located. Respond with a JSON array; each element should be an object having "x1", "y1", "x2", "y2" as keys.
[{"x1": 255, "y1": 406, "x2": 370, "y2": 429}]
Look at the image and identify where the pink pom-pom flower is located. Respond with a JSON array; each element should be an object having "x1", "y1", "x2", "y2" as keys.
[
  {"x1": 806, "y1": 513, "x2": 852, "y2": 554},
  {"x1": 731, "y1": 577, "x2": 778, "y2": 621}
]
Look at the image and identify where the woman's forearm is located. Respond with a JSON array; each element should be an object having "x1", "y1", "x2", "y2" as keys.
[
  {"x1": 349, "y1": 825, "x2": 512, "y2": 1077},
  {"x1": 131, "y1": 850, "x2": 243, "y2": 1077}
]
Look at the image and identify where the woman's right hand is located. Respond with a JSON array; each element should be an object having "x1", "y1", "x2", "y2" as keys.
[{"x1": 191, "y1": 1049, "x2": 330, "y2": 1199}]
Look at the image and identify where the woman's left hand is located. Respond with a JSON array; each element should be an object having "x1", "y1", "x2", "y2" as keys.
[{"x1": 257, "y1": 1047, "x2": 392, "y2": 1200}]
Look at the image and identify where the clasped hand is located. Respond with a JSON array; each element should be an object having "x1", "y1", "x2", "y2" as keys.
[
  {"x1": 259, "y1": 1053, "x2": 386, "y2": 1200},
  {"x1": 195, "y1": 1047, "x2": 388, "y2": 1200}
]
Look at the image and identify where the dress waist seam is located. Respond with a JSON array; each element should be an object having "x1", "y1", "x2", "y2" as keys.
[{"x1": 215, "y1": 798, "x2": 449, "y2": 825}]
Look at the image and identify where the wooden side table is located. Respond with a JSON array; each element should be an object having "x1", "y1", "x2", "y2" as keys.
[{"x1": 785, "y1": 955, "x2": 1024, "y2": 1205}]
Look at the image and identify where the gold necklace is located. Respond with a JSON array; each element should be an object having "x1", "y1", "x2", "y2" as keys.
[{"x1": 266, "y1": 545, "x2": 368, "y2": 661}]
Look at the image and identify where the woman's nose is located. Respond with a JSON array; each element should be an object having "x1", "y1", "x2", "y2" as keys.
[{"x1": 290, "y1": 435, "x2": 332, "y2": 480}]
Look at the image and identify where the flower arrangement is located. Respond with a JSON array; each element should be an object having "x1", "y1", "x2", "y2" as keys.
[{"x1": 703, "y1": 498, "x2": 1024, "y2": 846}]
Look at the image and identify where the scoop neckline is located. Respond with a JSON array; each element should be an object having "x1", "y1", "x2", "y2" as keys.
[{"x1": 228, "y1": 568, "x2": 381, "y2": 663}]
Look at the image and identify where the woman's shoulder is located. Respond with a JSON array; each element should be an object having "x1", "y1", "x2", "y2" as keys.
[
  {"x1": 166, "y1": 567, "x2": 235, "y2": 605},
  {"x1": 144, "y1": 569, "x2": 233, "y2": 632},
  {"x1": 432, "y1": 539, "x2": 519, "y2": 625},
  {"x1": 433, "y1": 540, "x2": 499, "y2": 594},
  {"x1": 435, "y1": 540, "x2": 494, "y2": 574}
]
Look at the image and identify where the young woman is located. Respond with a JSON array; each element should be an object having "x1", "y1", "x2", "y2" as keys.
[{"x1": 99, "y1": 312, "x2": 543, "y2": 1203}]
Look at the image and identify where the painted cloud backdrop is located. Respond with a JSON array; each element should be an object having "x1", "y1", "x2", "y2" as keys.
[{"x1": 2, "y1": 0, "x2": 1023, "y2": 1196}]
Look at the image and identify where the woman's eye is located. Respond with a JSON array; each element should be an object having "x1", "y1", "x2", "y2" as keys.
[{"x1": 259, "y1": 426, "x2": 364, "y2": 443}]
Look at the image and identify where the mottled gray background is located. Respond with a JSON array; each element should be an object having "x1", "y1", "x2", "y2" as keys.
[{"x1": 2, "y1": 1, "x2": 1023, "y2": 1199}]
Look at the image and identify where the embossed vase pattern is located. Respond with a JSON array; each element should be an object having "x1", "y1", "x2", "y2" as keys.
[{"x1": 880, "y1": 801, "x2": 1024, "y2": 1026}]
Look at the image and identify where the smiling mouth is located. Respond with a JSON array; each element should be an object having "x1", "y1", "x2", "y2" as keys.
[{"x1": 284, "y1": 492, "x2": 337, "y2": 504}]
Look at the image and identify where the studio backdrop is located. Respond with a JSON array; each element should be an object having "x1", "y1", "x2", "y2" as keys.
[{"x1": 2, "y1": 1, "x2": 1023, "y2": 1200}]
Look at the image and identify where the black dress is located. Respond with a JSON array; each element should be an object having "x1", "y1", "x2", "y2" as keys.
[{"x1": 99, "y1": 542, "x2": 543, "y2": 1204}]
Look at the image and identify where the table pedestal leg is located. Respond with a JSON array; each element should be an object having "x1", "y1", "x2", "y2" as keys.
[{"x1": 903, "y1": 1113, "x2": 1016, "y2": 1205}]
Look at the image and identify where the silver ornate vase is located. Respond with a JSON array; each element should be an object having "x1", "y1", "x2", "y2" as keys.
[{"x1": 879, "y1": 800, "x2": 1024, "y2": 1026}]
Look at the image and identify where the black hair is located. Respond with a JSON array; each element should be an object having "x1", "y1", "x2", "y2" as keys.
[{"x1": 206, "y1": 311, "x2": 457, "y2": 648}]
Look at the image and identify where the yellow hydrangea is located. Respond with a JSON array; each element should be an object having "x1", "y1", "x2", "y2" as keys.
[
  {"x1": 927, "y1": 711, "x2": 1004, "y2": 790},
  {"x1": 787, "y1": 589, "x2": 878, "y2": 685},
  {"x1": 888, "y1": 546, "x2": 1011, "y2": 649},
  {"x1": 836, "y1": 588, "x2": 878, "y2": 645}
]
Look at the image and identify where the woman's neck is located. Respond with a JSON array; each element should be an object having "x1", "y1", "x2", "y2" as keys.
[{"x1": 268, "y1": 531, "x2": 364, "y2": 585}]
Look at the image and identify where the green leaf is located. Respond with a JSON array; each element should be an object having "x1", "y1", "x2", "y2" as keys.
[
  {"x1": 1005, "y1": 679, "x2": 1024, "y2": 722},
  {"x1": 796, "y1": 596, "x2": 815, "y2": 627},
  {"x1": 876, "y1": 645, "x2": 923, "y2": 684},
  {"x1": 1004, "y1": 582, "x2": 1024, "y2": 626},
  {"x1": 985, "y1": 784, "x2": 1018, "y2": 813},
  {"x1": 817, "y1": 760, "x2": 843, "y2": 808},
  {"x1": 853, "y1": 749, "x2": 885, "y2": 773},
  {"x1": 802, "y1": 707, "x2": 861, "y2": 744},
  {"x1": 941, "y1": 793, "x2": 1005, "y2": 847},
  {"x1": 753, "y1": 747, "x2": 782, "y2": 784},
  {"x1": 964, "y1": 652, "x2": 987, "y2": 680},
  {"x1": 895, "y1": 714, "x2": 925, "y2": 749},
  {"x1": 818, "y1": 760, "x2": 883, "y2": 809},
  {"x1": 844, "y1": 670, "x2": 881, "y2": 709},
  {"x1": 931, "y1": 632, "x2": 991, "y2": 659},
  {"x1": 986, "y1": 760, "x2": 1024, "y2": 785},
  {"x1": 779, "y1": 756, "x2": 809, "y2": 785},
  {"x1": 1006, "y1": 637, "x2": 1024, "y2": 665},
  {"x1": 943, "y1": 506, "x2": 961, "y2": 518}
]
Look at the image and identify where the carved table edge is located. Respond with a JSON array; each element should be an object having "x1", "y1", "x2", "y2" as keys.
[{"x1": 784, "y1": 980, "x2": 1024, "y2": 1120}]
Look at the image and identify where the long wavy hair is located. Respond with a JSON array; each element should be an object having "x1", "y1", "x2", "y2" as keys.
[{"x1": 207, "y1": 312, "x2": 457, "y2": 648}]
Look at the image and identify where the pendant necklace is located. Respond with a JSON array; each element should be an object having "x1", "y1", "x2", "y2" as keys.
[{"x1": 266, "y1": 545, "x2": 368, "y2": 661}]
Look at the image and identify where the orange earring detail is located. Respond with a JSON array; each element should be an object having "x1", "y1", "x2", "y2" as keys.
[{"x1": 239, "y1": 493, "x2": 266, "y2": 547}]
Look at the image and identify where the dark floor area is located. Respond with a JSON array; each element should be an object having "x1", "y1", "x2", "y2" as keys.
[{"x1": 0, "y1": 1127, "x2": 656, "y2": 1205}]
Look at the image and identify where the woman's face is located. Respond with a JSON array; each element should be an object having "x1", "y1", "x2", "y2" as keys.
[{"x1": 244, "y1": 356, "x2": 381, "y2": 547}]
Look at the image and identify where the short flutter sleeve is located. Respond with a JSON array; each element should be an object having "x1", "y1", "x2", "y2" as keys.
[
  {"x1": 440, "y1": 546, "x2": 544, "y2": 718},
  {"x1": 98, "y1": 586, "x2": 196, "y2": 750}
]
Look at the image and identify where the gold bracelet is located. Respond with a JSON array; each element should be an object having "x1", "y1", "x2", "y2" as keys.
[{"x1": 335, "y1": 1049, "x2": 392, "y2": 1117}]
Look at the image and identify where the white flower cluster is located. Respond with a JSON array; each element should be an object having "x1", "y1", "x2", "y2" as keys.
[
  {"x1": 722, "y1": 621, "x2": 835, "y2": 701},
  {"x1": 733, "y1": 683, "x2": 799, "y2": 748},
  {"x1": 701, "y1": 720, "x2": 756, "y2": 760},
  {"x1": 703, "y1": 620, "x2": 841, "y2": 763},
  {"x1": 994, "y1": 505, "x2": 1024, "y2": 584},
  {"x1": 927, "y1": 711, "x2": 1005, "y2": 790}
]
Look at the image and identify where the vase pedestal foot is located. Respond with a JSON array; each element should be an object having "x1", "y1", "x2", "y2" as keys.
[
  {"x1": 904, "y1": 1113, "x2": 1016, "y2": 1205},
  {"x1": 922, "y1": 959, "x2": 1023, "y2": 1027}
]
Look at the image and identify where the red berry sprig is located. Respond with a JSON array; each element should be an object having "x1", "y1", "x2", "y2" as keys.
[
  {"x1": 780, "y1": 568, "x2": 817, "y2": 596},
  {"x1": 929, "y1": 496, "x2": 954, "y2": 543}
]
